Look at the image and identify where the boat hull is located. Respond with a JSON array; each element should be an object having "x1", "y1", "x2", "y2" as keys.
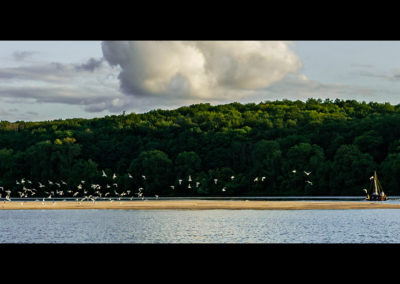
[{"x1": 366, "y1": 195, "x2": 387, "y2": 201}]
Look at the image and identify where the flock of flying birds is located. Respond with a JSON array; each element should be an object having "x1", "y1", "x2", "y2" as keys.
[{"x1": 0, "y1": 169, "x2": 313, "y2": 204}]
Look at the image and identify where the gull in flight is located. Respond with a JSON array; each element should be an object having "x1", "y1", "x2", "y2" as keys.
[
  {"x1": 254, "y1": 177, "x2": 258, "y2": 182},
  {"x1": 305, "y1": 180, "x2": 313, "y2": 185},
  {"x1": 261, "y1": 177, "x2": 266, "y2": 182},
  {"x1": 222, "y1": 187, "x2": 226, "y2": 192},
  {"x1": 304, "y1": 171, "x2": 311, "y2": 176},
  {"x1": 214, "y1": 179, "x2": 218, "y2": 184},
  {"x1": 188, "y1": 184, "x2": 191, "y2": 189},
  {"x1": 128, "y1": 173, "x2": 133, "y2": 179},
  {"x1": 142, "y1": 175, "x2": 146, "y2": 180},
  {"x1": 113, "y1": 173, "x2": 117, "y2": 180},
  {"x1": 170, "y1": 185, "x2": 175, "y2": 190},
  {"x1": 48, "y1": 180, "x2": 53, "y2": 185},
  {"x1": 196, "y1": 182, "x2": 200, "y2": 188},
  {"x1": 178, "y1": 179, "x2": 182, "y2": 185},
  {"x1": 188, "y1": 175, "x2": 192, "y2": 182},
  {"x1": 102, "y1": 170, "x2": 107, "y2": 177},
  {"x1": 292, "y1": 170, "x2": 296, "y2": 173},
  {"x1": 231, "y1": 176, "x2": 235, "y2": 180}
]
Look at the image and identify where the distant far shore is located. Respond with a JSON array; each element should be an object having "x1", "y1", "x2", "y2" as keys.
[{"x1": 1, "y1": 200, "x2": 400, "y2": 210}]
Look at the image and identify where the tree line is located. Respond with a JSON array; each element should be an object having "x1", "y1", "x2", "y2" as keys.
[{"x1": 1, "y1": 98, "x2": 400, "y2": 197}]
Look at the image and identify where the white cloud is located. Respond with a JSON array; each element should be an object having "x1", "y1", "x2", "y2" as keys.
[{"x1": 101, "y1": 41, "x2": 303, "y2": 102}]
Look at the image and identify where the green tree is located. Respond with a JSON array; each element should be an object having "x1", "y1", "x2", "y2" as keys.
[
  {"x1": 330, "y1": 145, "x2": 376, "y2": 195},
  {"x1": 174, "y1": 151, "x2": 202, "y2": 178},
  {"x1": 129, "y1": 150, "x2": 173, "y2": 196}
]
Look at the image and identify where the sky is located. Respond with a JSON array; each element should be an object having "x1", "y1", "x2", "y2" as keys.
[{"x1": 1, "y1": 40, "x2": 400, "y2": 122}]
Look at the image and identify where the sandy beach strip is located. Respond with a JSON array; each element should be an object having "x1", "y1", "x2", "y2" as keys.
[{"x1": 1, "y1": 200, "x2": 400, "y2": 210}]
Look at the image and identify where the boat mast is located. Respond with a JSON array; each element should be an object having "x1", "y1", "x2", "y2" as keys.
[{"x1": 374, "y1": 170, "x2": 379, "y2": 195}]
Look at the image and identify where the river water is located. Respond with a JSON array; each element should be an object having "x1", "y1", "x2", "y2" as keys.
[{"x1": 1, "y1": 207, "x2": 400, "y2": 243}]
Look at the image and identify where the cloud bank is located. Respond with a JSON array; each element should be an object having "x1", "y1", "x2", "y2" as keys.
[{"x1": 101, "y1": 41, "x2": 303, "y2": 103}]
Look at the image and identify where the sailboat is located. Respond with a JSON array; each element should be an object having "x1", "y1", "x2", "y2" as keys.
[{"x1": 364, "y1": 171, "x2": 387, "y2": 201}]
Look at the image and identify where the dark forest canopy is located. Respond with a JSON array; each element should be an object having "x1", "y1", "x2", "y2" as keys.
[{"x1": 1, "y1": 98, "x2": 400, "y2": 197}]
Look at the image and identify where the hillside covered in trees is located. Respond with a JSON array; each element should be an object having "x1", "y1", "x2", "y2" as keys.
[{"x1": 1, "y1": 98, "x2": 400, "y2": 197}]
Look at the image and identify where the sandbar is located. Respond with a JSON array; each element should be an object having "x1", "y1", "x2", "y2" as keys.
[{"x1": 1, "y1": 200, "x2": 400, "y2": 210}]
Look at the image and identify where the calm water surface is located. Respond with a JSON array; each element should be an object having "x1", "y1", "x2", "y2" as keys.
[{"x1": 1, "y1": 208, "x2": 400, "y2": 243}]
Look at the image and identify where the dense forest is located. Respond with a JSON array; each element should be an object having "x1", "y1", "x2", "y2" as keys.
[{"x1": 1, "y1": 98, "x2": 400, "y2": 198}]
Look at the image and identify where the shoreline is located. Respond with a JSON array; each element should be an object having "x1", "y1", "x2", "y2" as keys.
[{"x1": 1, "y1": 200, "x2": 400, "y2": 210}]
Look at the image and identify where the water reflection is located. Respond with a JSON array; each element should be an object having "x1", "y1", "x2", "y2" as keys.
[{"x1": 1, "y1": 209, "x2": 400, "y2": 243}]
